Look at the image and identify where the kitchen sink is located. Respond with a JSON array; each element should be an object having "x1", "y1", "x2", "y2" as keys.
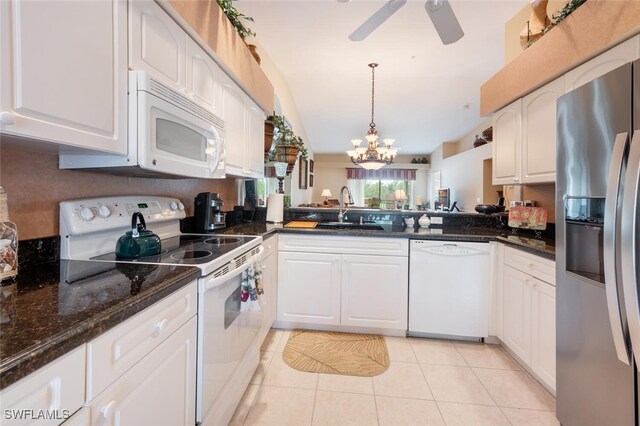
[{"x1": 316, "y1": 221, "x2": 386, "y2": 231}]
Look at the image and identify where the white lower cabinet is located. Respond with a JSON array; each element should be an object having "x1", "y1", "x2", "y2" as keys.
[
  {"x1": 499, "y1": 246, "x2": 556, "y2": 393},
  {"x1": 261, "y1": 234, "x2": 278, "y2": 331},
  {"x1": 531, "y1": 278, "x2": 556, "y2": 390},
  {"x1": 277, "y1": 235, "x2": 409, "y2": 332},
  {"x1": 0, "y1": 346, "x2": 86, "y2": 426},
  {"x1": 503, "y1": 265, "x2": 533, "y2": 364},
  {"x1": 341, "y1": 254, "x2": 408, "y2": 330},
  {"x1": 277, "y1": 251, "x2": 342, "y2": 325},
  {"x1": 87, "y1": 317, "x2": 197, "y2": 426}
]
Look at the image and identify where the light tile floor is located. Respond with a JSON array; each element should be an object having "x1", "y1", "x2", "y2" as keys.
[{"x1": 230, "y1": 329, "x2": 559, "y2": 426}]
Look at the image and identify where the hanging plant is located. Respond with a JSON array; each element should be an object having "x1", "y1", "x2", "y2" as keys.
[
  {"x1": 551, "y1": 0, "x2": 587, "y2": 26},
  {"x1": 267, "y1": 115, "x2": 308, "y2": 161},
  {"x1": 216, "y1": 0, "x2": 256, "y2": 39}
]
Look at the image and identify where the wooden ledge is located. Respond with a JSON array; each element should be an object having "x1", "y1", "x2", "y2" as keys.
[{"x1": 481, "y1": 0, "x2": 640, "y2": 115}]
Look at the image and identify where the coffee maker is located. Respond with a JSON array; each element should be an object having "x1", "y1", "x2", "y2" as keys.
[{"x1": 194, "y1": 192, "x2": 226, "y2": 232}]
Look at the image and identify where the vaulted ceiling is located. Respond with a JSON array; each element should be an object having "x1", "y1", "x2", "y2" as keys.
[{"x1": 236, "y1": 0, "x2": 527, "y2": 155}]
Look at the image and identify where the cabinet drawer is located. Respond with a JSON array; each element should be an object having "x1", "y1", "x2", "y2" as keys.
[
  {"x1": 504, "y1": 247, "x2": 555, "y2": 285},
  {"x1": 86, "y1": 282, "x2": 197, "y2": 401},
  {"x1": 279, "y1": 234, "x2": 408, "y2": 257},
  {"x1": 0, "y1": 346, "x2": 85, "y2": 426},
  {"x1": 263, "y1": 234, "x2": 277, "y2": 258}
]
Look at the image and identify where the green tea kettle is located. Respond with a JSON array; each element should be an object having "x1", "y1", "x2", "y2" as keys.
[{"x1": 115, "y1": 212, "x2": 161, "y2": 259}]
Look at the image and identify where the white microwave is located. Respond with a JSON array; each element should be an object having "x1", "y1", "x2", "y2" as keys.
[{"x1": 60, "y1": 71, "x2": 225, "y2": 179}]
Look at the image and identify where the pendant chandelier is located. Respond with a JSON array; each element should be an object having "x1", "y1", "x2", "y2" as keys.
[{"x1": 346, "y1": 63, "x2": 398, "y2": 171}]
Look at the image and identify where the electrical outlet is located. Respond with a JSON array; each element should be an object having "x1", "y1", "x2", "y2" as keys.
[{"x1": 430, "y1": 216, "x2": 443, "y2": 225}]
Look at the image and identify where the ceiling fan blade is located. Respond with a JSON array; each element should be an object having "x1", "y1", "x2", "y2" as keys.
[
  {"x1": 349, "y1": 0, "x2": 407, "y2": 42},
  {"x1": 425, "y1": 0, "x2": 464, "y2": 45}
]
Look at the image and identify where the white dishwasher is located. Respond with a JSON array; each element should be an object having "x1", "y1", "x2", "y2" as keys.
[{"x1": 409, "y1": 240, "x2": 491, "y2": 340}]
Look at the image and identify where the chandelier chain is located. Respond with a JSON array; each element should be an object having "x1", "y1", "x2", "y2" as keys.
[{"x1": 370, "y1": 64, "x2": 376, "y2": 128}]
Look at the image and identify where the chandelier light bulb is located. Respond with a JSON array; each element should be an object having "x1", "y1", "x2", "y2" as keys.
[
  {"x1": 383, "y1": 139, "x2": 395, "y2": 147},
  {"x1": 346, "y1": 150, "x2": 358, "y2": 157},
  {"x1": 351, "y1": 139, "x2": 362, "y2": 147}
]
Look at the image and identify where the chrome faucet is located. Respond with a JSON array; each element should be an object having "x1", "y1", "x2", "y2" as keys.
[{"x1": 338, "y1": 186, "x2": 353, "y2": 223}]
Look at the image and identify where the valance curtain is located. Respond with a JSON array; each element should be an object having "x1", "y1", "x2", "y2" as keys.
[{"x1": 346, "y1": 168, "x2": 417, "y2": 180}]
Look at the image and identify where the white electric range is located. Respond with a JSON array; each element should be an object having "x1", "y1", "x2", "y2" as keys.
[{"x1": 60, "y1": 195, "x2": 264, "y2": 426}]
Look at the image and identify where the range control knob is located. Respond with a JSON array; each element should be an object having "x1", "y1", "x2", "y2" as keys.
[
  {"x1": 170, "y1": 201, "x2": 178, "y2": 211},
  {"x1": 80, "y1": 207, "x2": 95, "y2": 221},
  {"x1": 177, "y1": 202, "x2": 185, "y2": 211},
  {"x1": 97, "y1": 205, "x2": 111, "y2": 218}
]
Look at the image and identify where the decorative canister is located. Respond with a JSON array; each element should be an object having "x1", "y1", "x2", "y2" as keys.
[
  {"x1": 0, "y1": 186, "x2": 18, "y2": 282},
  {"x1": 418, "y1": 214, "x2": 431, "y2": 228}
]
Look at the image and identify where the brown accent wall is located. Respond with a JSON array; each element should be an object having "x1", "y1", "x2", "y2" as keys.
[
  {"x1": 0, "y1": 145, "x2": 238, "y2": 240},
  {"x1": 482, "y1": 1, "x2": 640, "y2": 115},
  {"x1": 522, "y1": 183, "x2": 556, "y2": 223}
]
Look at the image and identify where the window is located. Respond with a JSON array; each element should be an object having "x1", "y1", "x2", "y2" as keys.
[{"x1": 351, "y1": 179, "x2": 413, "y2": 208}]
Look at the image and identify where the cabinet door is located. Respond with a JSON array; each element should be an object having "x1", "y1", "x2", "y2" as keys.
[
  {"x1": 502, "y1": 265, "x2": 532, "y2": 364},
  {"x1": 341, "y1": 255, "x2": 408, "y2": 330},
  {"x1": 0, "y1": 346, "x2": 85, "y2": 426},
  {"x1": 88, "y1": 318, "x2": 196, "y2": 426},
  {"x1": 277, "y1": 252, "x2": 341, "y2": 325},
  {"x1": 521, "y1": 77, "x2": 564, "y2": 184},
  {"x1": 221, "y1": 74, "x2": 246, "y2": 174},
  {"x1": 531, "y1": 279, "x2": 556, "y2": 391},
  {"x1": 0, "y1": 0, "x2": 127, "y2": 154},
  {"x1": 262, "y1": 250, "x2": 278, "y2": 330},
  {"x1": 129, "y1": 0, "x2": 186, "y2": 90},
  {"x1": 245, "y1": 100, "x2": 266, "y2": 177},
  {"x1": 186, "y1": 37, "x2": 220, "y2": 115},
  {"x1": 564, "y1": 35, "x2": 640, "y2": 93},
  {"x1": 492, "y1": 99, "x2": 522, "y2": 185}
]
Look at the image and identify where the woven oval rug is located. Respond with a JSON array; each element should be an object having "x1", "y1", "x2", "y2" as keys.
[{"x1": 282, "y1": 329, "x2": 390, "y2": 377}]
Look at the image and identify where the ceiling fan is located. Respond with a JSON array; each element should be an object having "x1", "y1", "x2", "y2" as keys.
[{"x1": 348, "y1": 0, "x2": 464, "y2": 45}]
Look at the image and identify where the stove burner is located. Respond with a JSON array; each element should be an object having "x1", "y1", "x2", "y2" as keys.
[
  {"x1": 204, "y1": 237, "x2": 241, "y2": 245},
  {"x1": 170, "y1": 250, "x2": 212, "y2": 261}
]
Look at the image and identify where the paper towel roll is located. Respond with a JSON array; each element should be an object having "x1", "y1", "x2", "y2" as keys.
[{"x1": 266, "y1": 194, "x2": 284, "y2": 223}]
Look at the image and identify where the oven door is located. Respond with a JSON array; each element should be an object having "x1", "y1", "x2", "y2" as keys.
[
  {"x1": 196, "y1": 261, "x2": 262, "y2": 422},
  {"x1": 136, "y1": 89, "x2": 223, "y2": 179}
]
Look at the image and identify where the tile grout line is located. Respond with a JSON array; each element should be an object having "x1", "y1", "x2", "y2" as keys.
[{"x1": 410, "y1": 337, "x2": 449, "y2": 425}]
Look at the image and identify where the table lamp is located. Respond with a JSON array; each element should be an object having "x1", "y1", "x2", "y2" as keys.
[
  {"x1": 273, "y1": 162, "x2": 288, "y2": 194},
  {"x1": 394, "y1": 189, "x2": 407, "y2": 209},
  {"x1": 321, "y1": 189, "x2": 332, "y2": 204}
]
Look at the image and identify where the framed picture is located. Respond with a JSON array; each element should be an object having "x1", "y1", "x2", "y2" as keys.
[
  {"x1": 309, "y1": 174, "x2": 314, "y2": 188},
  {"x1": 299, "y1": 158, "x2": 308, "y2": 189},
  {"x1": 309, "y1": 159, "x2": 314, "y2": 173}
]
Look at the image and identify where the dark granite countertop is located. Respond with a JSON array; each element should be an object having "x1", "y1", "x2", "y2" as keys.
[
  {"x1": 0, "y1": 260, "x2": 200, "y2": 390},
  {"x1": 219, "y1": 222, "x2": 555, "y2": 260}
]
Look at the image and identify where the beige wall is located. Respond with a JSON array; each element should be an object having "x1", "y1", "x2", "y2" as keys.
[
  {"x1": 253, "y1": 42, "x2": 314, "y2": 206},
  {"x1": 504, "y1": 0, "x2": 567, "y2": 64},
  {"x1": 0, "y1": 144, "x2": 238, "y2": 240}
]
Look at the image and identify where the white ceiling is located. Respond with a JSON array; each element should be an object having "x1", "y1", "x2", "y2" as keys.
[{"x1": 236, "y1": 0, "x2": 527, "y2": 155}]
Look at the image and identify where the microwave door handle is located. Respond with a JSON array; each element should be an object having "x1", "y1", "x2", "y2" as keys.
[
  {"x1": 604, "y1": 132, "x2": 631, "y2": 364},
  {"x1": 206, "y1": 125, "x2": 223, "y2": 174},
  {"x1": 621, "y1": 130, "x2": 640, "y2": 364}
]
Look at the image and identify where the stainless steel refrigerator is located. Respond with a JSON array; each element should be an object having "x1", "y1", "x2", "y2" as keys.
[{"x1": 557, "y1": 60, "x2": 639, "y2": 426}]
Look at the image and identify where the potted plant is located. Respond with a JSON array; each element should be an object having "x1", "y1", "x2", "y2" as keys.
[
  {"x1": 216, "y1": 0, "x2": 261, "y2": 64},
  {"x1": 267, "y1": 114, "x2": 308, "y2": 174}
]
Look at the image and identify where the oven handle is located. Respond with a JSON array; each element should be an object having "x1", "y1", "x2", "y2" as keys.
[{"x1": 204, "y1": 246, "x2": 264, "y2": 291}]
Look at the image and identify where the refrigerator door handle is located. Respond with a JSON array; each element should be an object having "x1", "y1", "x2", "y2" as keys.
[
  {"x1": 621, "y1": 130, "x2": 640, "y2": 364},
  {"x1": 604, "y1": 132, "x2": 631, "y2": 364}
]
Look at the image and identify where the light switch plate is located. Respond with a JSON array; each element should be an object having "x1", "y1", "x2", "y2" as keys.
[{"x1": 430, "y1": 217, "x2": 443, "y2": 225}]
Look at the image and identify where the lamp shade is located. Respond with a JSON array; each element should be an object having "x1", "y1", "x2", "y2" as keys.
[
  {"x1": 394, "y1": 189, "x2": 407, "y2": 201},
  {"x1": 321, "y1": 189, "x2": 332, "y2": 197}
]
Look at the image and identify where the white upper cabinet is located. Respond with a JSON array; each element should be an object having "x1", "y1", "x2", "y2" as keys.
[
  {"x1": 221, "y1": 72, "x2": 265, "y2": 178},
  {"x1": 521, "y1": 77, "x2": 564, "y2": 183},
  {"x1": 565, "y1": 35, "x2": 640, "y2": 93},
  {"x1": 492, "y1": 76, "x2": 563, "y2": 185},
  {"x1": 129, "y1": 0, "x2": 185, "y2": 91},
  {"x1": 186, "y1": 37, "x2": 221, "y2": 116},
  {"x1": 492, "y1": 99, "x2": 522, "y2": 185},
  {"x1": 0, "y1": 0, "x2": 127, "y2": 154}
]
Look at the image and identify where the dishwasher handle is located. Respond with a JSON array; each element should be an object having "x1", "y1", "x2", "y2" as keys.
[{"x1": 411, "y1": 243, "x2": 486, "y2": 256}]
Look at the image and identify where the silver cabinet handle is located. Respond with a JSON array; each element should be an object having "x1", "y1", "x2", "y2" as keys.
[
  {"x1": 0, "y1": 111, "x2": 15, "y2": 125},
  {"x1": 621, "y1": 130, "x2": 640, "y2": 364},
  {"x1": 604, "y1": 132, "x2": 631, "y2": 364}
]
